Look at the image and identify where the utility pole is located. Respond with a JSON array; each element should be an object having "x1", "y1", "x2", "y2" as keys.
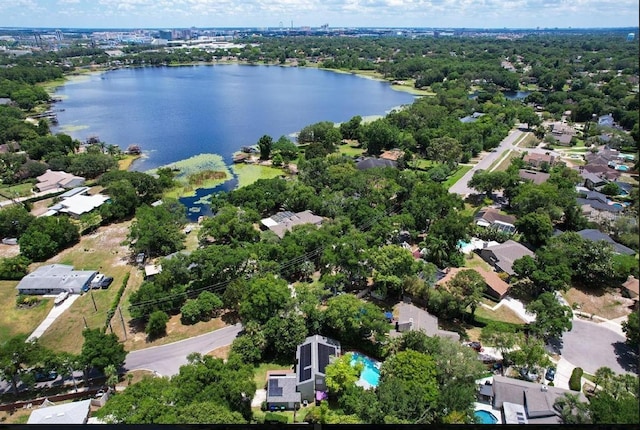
[
  {"x1": 90, "y1": 290, "x2": 97, "y2": 312},
  {"x1": 83, "y1": 316, "x2": 88, "y2": 329},
  {"x1": 118, "y1": 306, "x2": 127, "y2": 340}
]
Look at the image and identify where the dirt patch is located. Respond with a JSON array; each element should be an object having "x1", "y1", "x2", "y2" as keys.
[
  {"x1": 564, "y1": 287, "x2": 635, "y2": 320},
  {"x1": 207, "y1": 344, "x2": 231, "y2": 360},
  {"x1": 0, "y1": 244, "x2": 20, "y2": 259}
]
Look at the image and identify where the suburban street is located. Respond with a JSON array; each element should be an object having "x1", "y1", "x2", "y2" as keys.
[
  {"x1": 561, "y1": 319, "x2": 636, "y2": 375},
  {"x1": 124, "y1": 323, "x2": 243, "y2": 376},
  {"x1": 448, "y1": 126, "x2": 561, "y2": 196}
]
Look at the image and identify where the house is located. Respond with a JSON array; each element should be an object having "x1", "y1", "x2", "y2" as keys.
[
  {"x1": 480, "y1": 240, "x2": 534, "y2": 276},
  {"x1": 598, "y1": 113, "x2": 615, "y2": 127},
  {"x1": 16, "y1": 264, "x2": 97, "y2": 295},
  {"x1": 491, "y1": 375, "x2": 588, "y2": 425},
  {"x1": 36, "y1": 170, "x2": 85, "y2": 192},
  {"x1": 576, "y1": 229, "x2": 635, "y2": 255},
  {"x1": 576, "y1": 190, "x2": 624, "y2": 222},
  {"x1": 28, "y1": 399, "x2": 92, "y2": 425},
  {"x1": 621, "y1": 276, "x2": 639, "y2": 299},
  {"x1": 475, "y1": 207, "x2": 517, "y2": 234},
  {"x1": 144, "y1": 264, "x2": 163, "y2": 279},
  {"x1": 42, "y1": 191, "x2": 109, "y2": 218},
  {"x1": 518, "y1": 169, "x2": 550, "y2": 185},
  {"x1": 459, "y1": 112, "x2": 485, "y2": 123},
  {"x1": 260, "y1": 210, "x2": 323, "y2": 239},
  {"x1": 613, "y1": 181, "x2": 633, "y2": 196},
  {"x1": 580, "y1": 171, "x2": 608, "y2": 190},
  {"x1": 355, "y1": 157, "x2": 397, "y2": 170},
  {"x1": 296, "y1": 335, "x2": 341, "y2": 402},
  {"x1": 393, "y1": 302, "x2": 460, "y2": 341},
  {"x1": 437, "y1": 267, "x2": 511, "y2": 301},
  {"x1": 523, "y1": 153, "x2": 556, "y2": 170},
  {"x1": 549, "y1": 122, "x2": 576, "y2": 146},
  {"x1": 380, "y1": 149, "x2": 404, "y2": 162},
  {"x1": 266, "y1": 372, "x2": 301, "y2": 411}
]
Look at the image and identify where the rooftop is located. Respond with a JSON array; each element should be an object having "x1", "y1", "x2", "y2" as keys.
[{"x1": 27, "y1": 399, "x2": 91, "y2": 425}]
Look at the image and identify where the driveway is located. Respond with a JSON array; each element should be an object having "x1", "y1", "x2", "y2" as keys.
[
  {"x1": 27, "y1": 294, "x2": 80, "y2": 341},
  {"x1": 124, "y1": 323, "x2": 242, "y2": 377},
  {"x1": 561, "y1": 319, "x2": 637, "y2": 375}
]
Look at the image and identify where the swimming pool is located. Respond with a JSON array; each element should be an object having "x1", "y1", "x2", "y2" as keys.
[
  {"x1": 475, "y1": 410, "x2": 499, "y2": 424},
  {"x1": 350, "y1": 352, "x2": 381, "y2": 388}
]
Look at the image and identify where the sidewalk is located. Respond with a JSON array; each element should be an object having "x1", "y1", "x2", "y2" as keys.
[{"x1": 27, "y1": 295, "x2": 79, "y2": 341}]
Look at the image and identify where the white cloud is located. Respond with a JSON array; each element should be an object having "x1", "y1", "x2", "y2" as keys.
[{"x1": 1, "y1": 0, "x2": 638, "y2": 28}]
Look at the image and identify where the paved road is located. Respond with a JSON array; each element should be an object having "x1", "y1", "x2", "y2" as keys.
[
  {"x1": 448, "y1": 127, "x2": 560, "y2": 196},
  {"x1": 124, "y1": 323, "x2": 242, "y2": 377},
  {"x1": 561, "y1": 319, "x2": 637, "y2": 375}
]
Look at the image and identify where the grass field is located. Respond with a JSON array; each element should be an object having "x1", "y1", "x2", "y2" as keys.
[
  {"x1": 0, "y1": 281, "x2": 54, "y2": 344},
  {"x1": 492, "y1": 150, "x2": 521, "y2": 172},
  {"x1": 252, "y1": 362, "x2": 294, "y2": 388},
  {"x1": 475, "y1": 303, "x2": 527, "y2": 325},
  {"x1": 0, "y1": 182, "x2": 35, "y2": 201},
  {"x1": 338, "y1": 145, "x2": 365, "y2": 158},
  {"x1": 442, "y1": 165, "x2": 473, "y2": 189},
  {"x1": 232, "y1": 163, "x2": 284, "y2": 188}
]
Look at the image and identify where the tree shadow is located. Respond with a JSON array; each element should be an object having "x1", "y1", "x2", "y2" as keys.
[
  {"x1": 613, "y1": 341, "x2": 638, "y2": 374},
  {"x1": 546, "y1": 337, "x2": 564, "y2": 355}
]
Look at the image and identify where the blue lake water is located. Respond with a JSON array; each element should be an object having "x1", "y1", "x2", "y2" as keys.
[{"x1": 52, "y1": 65, "x2": 416, "y2": 172}]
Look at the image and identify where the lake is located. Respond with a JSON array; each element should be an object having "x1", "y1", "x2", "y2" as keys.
[{"x1": 52, "y1": 65, "x2": 416, "y2": 172}]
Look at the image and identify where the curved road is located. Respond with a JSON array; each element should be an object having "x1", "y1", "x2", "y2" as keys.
[{"x1": 124, "y1": 323, "x2": 242, "y2": 377}]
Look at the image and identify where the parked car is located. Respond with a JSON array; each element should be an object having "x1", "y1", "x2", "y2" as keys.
[
  {"x1": 519, "y1": 367, "x2": 538, "y2": 382},
  {"x1": 101, "y1": 276, "x2": 114, "y2": 289},
  {"x1": 468, "y1": 341, "x2": 483, "y2": 352},
  {"x1": 91, "y1": 273, "x2": 104, "y2": 288},
  {"x1": 33, "y1": 369, "x2": 58, "y2": 382},
  {"x1": 545, "y1": 367, "x2": 556, "y2": 382}
]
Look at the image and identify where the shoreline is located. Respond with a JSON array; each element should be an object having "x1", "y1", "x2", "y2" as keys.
[{"x1": 45, "y1": 60, "x2": 414, "y2": 198}]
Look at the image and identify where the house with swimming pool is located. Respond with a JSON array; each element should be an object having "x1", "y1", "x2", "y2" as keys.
[{"x1": 295, "y1": 335, "x2": 341, "y2": 403}]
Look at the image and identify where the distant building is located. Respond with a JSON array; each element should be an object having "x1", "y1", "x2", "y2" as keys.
[
  {"x1": 355, "y1": 157, "x2": 397, "y2": 170},
  {"x1": 260, "y1": 210, "x2": 323, "y2": 239},
  {"x1": 576, "y1": 229, "x2": 635, "y2": 255},
  {"x1": 459, "y1": 112, "x2": 485, "y2": 123},
  {"x1": 522, "y1": 153, "x2": 556, "y2": 170},
  {"x1": 16, "y1": 264, "x2": 97, "y2": 295},
  {"x1": 36, "y1": 170, "x2": 85, "y2": 192},
  {"x1": 598, "y1": 114, "x2": 615, "y2": 127},
  {"x1": 379, "y1": 149, "x2": 404, "y2": 162}
]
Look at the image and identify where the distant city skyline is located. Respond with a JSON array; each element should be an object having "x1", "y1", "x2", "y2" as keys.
[{"x1": 1, "y1": 0, "x2": 638, "y2": 30}]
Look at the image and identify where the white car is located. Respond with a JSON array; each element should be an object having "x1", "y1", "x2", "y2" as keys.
[{"x1": 91, "y1": 274, "x2": 105, "y2": 288}]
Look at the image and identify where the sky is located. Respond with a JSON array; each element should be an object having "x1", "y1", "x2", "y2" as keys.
[{"x1": 1, "y1": 0, "x2": 638, "y2": 30}]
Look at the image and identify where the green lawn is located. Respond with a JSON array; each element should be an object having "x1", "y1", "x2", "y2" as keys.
[
  {"x1": 253, "y1": 362, "x2": 294, "y2": 388},
  {"x1": 0, "y1": 281, "x2": 54, "y2": 344},
  {"x1": 338, "y1": 145, "x2": 365, "y2": 158},
  {"x1": 442, "y1": 165, "x2": 472, "y2": 189},
  {"x1": 232, "y1": 163, "x2": 284, "y2": 188},
  {"x1": 0, "y1": 182, "x2": 35, "y2": 201}
]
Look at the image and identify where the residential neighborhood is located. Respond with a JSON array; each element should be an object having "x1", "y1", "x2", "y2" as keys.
[{"x1": 0, "y1": 26, "x2": 638, "y2": 426}]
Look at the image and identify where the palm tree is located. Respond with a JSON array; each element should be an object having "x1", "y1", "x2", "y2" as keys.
[
  {"x1": 593, "y1": 366, "x2": 614, "y2": 393},
  {"x1": 104, "y1": 364, "x2": 119, "y2": 391},
  {"x1": 554, "y1": 392, "x2": 591, "y2": 424}
]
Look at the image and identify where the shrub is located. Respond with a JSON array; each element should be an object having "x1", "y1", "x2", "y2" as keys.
[
  {"x1": 0, "y1": 255, "x2": 31, "y2": 280},
  {"x1": 105, "y1": 272, "x2": 129, "y2": 329},
  {"x1": 569, "y1": 367, "x2": 583, "y2": 391},
  {"x1": 180, "y1": 299, "x2": 201, "y2": 325},
  {"x1": 146, "y1": 310, "x2": 169, "y2": 338}
]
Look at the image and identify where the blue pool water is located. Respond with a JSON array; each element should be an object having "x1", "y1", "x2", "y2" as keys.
[
  {"x1": 350, "y1": 352, "x2": 381, "y2": 388},
  {"x1": 475, "y1": 410, "x2": 499, "y2": 424}
]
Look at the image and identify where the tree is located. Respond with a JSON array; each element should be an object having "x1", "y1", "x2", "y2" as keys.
[
  {"x1": 526, "y1": 292, "x2": 573, "y2": 340},
  {"x1": 18, "y1": 216, "x2": 80, "y2": 261},
  {"x1": 0, "y1": 204, "x2": 34, "y2": 238},
  {"x1": 146, "y1": 310, "x2": 169, "y2": 338},
  {"x1": 370, "y1": 245, "x2": 422, "y2": 298},
  {"x1": 622, "y1": 312, "x2": 639, "y2": 351},
  {"x1": 323, "y1": 294, "x2": 389, "y2": 344},
  {"x1": 0, "y1": 255, "x2": 31, "y2": 280},
  {"x1": 0, "y1": 335, "x2": 43, "y2": 395},
  {"x1": 238, "y1": 274, "x2": 291, "y2": 324},
  {"x1": 129, "y1": 201, "x2": 186, "y2": 257},
  {"x1": 340, "y1": 115, "x2": 363, "y2": 140},
  {"x1": 79, "y1": 328, "x2": 126, "y2": 375},
  {"x1": 257, "y1": 134, "x2": 273, "y2": 160},
  {"x1": 480, "y1": 323, "x2": 523, "y2": 365},
  {"x1": 468, "y1": 170, "x2": 510, "y2": 197},
  {"x1": 510, "y1": 337, "x2": 552, "y2": 374},
  {"x1": 176, "y1": 401, "x2": 246, "y2": 424},
  {"x1": 378, "y1": 350, "x2": 440, "y2": 423},
  {"x1": 554, "y1": 392, "x2": 591, "y2": 424},
  {"x1": 325, "y1": 352, "x2": 363, "y2": 397},
  {"x1": 515, "y1": 212, "x2": 554, "y2": 247},
  {"x1": 593, "y1": 366, "x2": 615, "y2": 393},
  {"x1": 198, "y1": 205, "x2": 259, "y2": 246},
  {"x1": 518, "y1": 106, "x2": 541, "y2": 129},
  {"x1": 263, "y1": 313, "x2": 308, "y2": 360},
  {"x1": 105, "y1": 364, "x2": 119, "y2": 391},
  {"x1": 426, "y1": 137, "x2": 462, "y2": 168},
  {"x1": 446, "y1": 269, "x2": 486, "y2": 320}
]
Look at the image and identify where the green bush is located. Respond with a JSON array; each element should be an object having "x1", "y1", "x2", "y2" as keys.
[
  {"x1": 105, "y1": 272, "x2": 129, "y2": 329},
  {"x1": 569, "y1": 367, "x2": 583, "y2": 391},
  {"x1": 16, "y1": 294, "x2": 40, "y2": 307},
  {"x1": 146, "y1": 310, "x2": 169, "y2": 338},
  {"x1": 0, "y1": 255, "x2": 31, "y2": 280}
]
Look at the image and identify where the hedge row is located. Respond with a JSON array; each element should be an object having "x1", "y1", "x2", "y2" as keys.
[
  {"x1": 263, "y1": 412, "x2": 289, "y2": 424},
  {"x1": 105, "y1": 271, "x2": 130, "y2": 329}
]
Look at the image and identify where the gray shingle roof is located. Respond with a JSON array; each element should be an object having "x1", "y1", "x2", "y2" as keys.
[
  {"x1": 267, "y1": 374, "x2": 301, "y2": 404},
  {"x1": 577, "y1": 229, "x2": 636, "y2": 255},
  {"x1": 480, "y1": 240, "x2": 534, "y2": 275}
]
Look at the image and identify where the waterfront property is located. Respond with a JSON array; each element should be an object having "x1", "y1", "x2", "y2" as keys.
[
  {"x1": 41, "y1": 187, "x2": 109, "y2": 218},
  {"x1": 16, "y1": 264, "x2": 97, "y2": 295},
  {"x1": 350, "y1": 352, "x2": 381, "y2": 389}
]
